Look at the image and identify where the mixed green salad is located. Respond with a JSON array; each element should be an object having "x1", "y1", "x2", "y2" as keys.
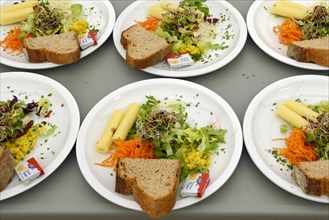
[
  {"x1": 127, "y1": 96, "x2": 227, "y2": 180},
  {"x1": 152, "y1": 0, "x2": 229, "y2": 61},
  {"x1": 0, "y1": 96, "x2": 56, "y2": 163},
  {"x1": 20, "y1": 0, "x2": 84, "y2": 38}
]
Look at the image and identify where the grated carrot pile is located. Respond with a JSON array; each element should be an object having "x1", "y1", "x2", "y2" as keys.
[
  {"x1": 273, "y1": 128, "x2": 318, "y2": 165},
  {"x1": 95, "y1": 136, "x2": 155, "y2": 168},
  {"x1": 137, "y1": 17, "x2": 160, "y2": 31},
  {"x1": 0, "y1": 27, "x2": 24, "y2": 55},
  {"x1": 273, "y1": 18, "x2": 304, "y2": 45}
]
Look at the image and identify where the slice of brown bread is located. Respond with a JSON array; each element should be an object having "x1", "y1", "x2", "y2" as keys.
[
  {"x1": 121, "y1": 24, "x2": 172, "y2": 69},
  {"x1": 292, "y1": 160, "x2": 329, "y2": 196},
  {"x1": 287, "y1": 36, "x2": 329, "y2": 67},
  {"x1": 116, "y1": 158, "x2": 181, "y2": 218},
  {"x1": 23, "y1": 31, "x2": 81, "y2": 64},
  {"x1": 0, "y1": 145, "x2": 16, "y2": 192}
]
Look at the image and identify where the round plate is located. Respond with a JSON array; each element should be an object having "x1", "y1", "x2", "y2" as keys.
[
  {"x1": 0, "y1": 72, "x2": 80, "y2": 201},
  {"x1": 113, "y1": 0, "x2": 247, "y2": 77},
  {"x1": 0, "y1": 0, "x2": 116, "y2": 69},
  {"x1": 243, "y1": 75, "x2": 329, "y2": 203},
  {"x1": 76, "y1": 78, "x2": 243, "y2": 211},
  {"x1": 247, "y1": 0, "x2": 329, "y2": 71}
]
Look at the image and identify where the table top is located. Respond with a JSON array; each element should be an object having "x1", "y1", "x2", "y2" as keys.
[{"x1": 0, "y1": 1, "x2": 328, "y2": 220}]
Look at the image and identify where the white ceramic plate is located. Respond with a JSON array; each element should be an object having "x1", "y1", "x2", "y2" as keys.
[
  {"x1": 113, "y1": 0, "x2": 247, "y2": 77},
  {"x1": 247, "y1": 0, "x2": 329, "y2": 70},
  {"x1": 0, "y1": 0, "x2": 116, "y2": 69},
  {"x1": 0, "y1": 72, "x2": 80, "y2": 201},
  {"x1": 76, "y1": 78, "x2": 243, "y2": 211},
  {"x1": 243, "y1": 75, "x2": 329, "y2": 203}
]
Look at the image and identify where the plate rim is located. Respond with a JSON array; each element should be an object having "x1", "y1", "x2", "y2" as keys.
[
  {"x1": 0, "y1": 71, "x2": 80, "y2": 201},
  {"x1": 76, "y1": 78, "x2": 243, "y2": 211},
  {"x1": 246, "y1": 0, "x2": 329, "y2": 71},
  {"x1": 243, "y1": 74, "x2": 329, "y2": 203},
  {"x1": 113, "y1": 0, "x2": 248, "y2": 78},
  {"x1": 0, "y1": 0, "x2": 116, "y2": 70}
]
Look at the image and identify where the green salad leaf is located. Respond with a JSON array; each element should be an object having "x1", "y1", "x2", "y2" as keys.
[
  {"x1": 308, "y1": 100, "x2": 329, "y2": 114},
  {"x1": 70, "y1": 4, "x2": 83, "y2": 16},
  {"x1": 33, "y1": 121, "x2": 57, "y2": 137},
  {"x1": 179, "y1": 0, "x2": 210, "y2": 17}
]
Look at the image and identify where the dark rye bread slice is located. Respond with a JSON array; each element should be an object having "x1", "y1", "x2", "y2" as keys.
[
  {"x1": 0, "y1": 145, "x2": 16, "y2": 192},
  {"x1": 292, "y1": 160, "x2": 329, "y2": 196},
  {"x1": 121, "y1": 24, "x2": 172, "y2": 69},
  {"x1": 116, "y1": 158, "x2": 181, "y2": 218},
  {"x1": 23, "y1": 31, "x2": 81, "y2": 64},
  {"x1": 287, "y1": 36, "x2": 329, "y2": 67}
]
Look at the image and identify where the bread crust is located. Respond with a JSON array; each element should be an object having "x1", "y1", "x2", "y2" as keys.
[
  {"x1": 292, "y1": 160, "x2": 329, "y2": 196},
  {"x1": 24, "y1": 47, "x2": 81, "y2": 64},
  {"x1": 0, "y1": 145, "x2": 16, "y2": 192},
  {"x1": 133, "y1": 181, "x2": 178, "y2": 218},
  {"x1": 121, "y1": 25, "x2": 172, "y2": 69},
  {"x1": 115, "y1": 158, "x2": 181, "y2": 218},
  {"x1": 120, "y1": 26, "x2": 132, "y2": 50},
  {"x1": 23, "y1": 31, "x2": 81, "y2": 65},
  {"x1": 125, "y1": 44, "x2": 172, "y2": 69},
  {"x1": 115, "y1": 160, "x2": 135, "y2": 195},
  {"x1": 287, "y1": 37, "x2": 329, "y2": 67}
]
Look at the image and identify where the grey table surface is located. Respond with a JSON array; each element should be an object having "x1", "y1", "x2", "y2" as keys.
[{"x1": 0, "y1": 0, "x2": 329, "y2": 219}]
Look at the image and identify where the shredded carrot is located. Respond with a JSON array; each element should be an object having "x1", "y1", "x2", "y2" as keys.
[
  {"x1": 95, "y1": 136, "x2": 155, "y2": 168},
  {"x1": 0, "y1": 27, "x2": 24, "y2": 55},
  {"x1": 273, "y1": 18, "x2": 304, "y2": 45},
  {"x1": 273, "y1": 128, "x2": 318, "y2": 165},
  {"x1": 137, "y1": 17, "x2": 160, "y2": 31}
]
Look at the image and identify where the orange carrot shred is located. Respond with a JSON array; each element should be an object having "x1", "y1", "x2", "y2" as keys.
[
  {"x1": 273, "y1": 128, "x2": 318, "y2": 165},
  {"x1": 0, "y1": 27, "x2": 24, "y2": 55},
  {"x1": 136, "y1": 17, "x2": 160, "y2": 31},
  {"x1": 95, "y1": 136, "x2": 155, "y2": 168},
  {"x1": 273, "y1": 18, "x2": 304, "y2": 45}
]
